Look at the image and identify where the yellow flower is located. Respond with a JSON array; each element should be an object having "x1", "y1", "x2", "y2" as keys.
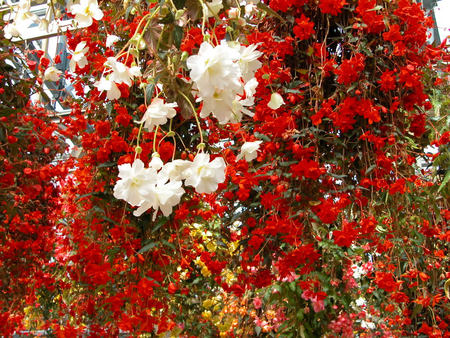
[
  {"x1": 201, "y1": 266, "x2": 211, "y2": 277},
  {"x1": 202, "y1": 310, "x2": 212, "y2": 320},
  {"x1": 203, "y1": 299, "x2": 214, "y2": 309}
]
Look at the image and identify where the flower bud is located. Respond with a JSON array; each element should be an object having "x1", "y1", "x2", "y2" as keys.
[{"x1": 267, "y1": 92, "x2": 285, "y2": 110}]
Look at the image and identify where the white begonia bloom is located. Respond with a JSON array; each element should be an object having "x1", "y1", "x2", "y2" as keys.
[
  {"x1": 4, "y1": 23, "x2": 21, "y2": 40},
  {"x1": 245, "y1": 3, "x2": 257, "y2": 16},
  {"x1": 240, "y1": 77, "x2": 259, "y2": 107},
  {"x1": 38, "y1": 18, "x2": 49, "y2": 32},
  {"x1": 199, "y1": 88, "x2": 236, "y2": 124},
  {"x1": 184, "y1": 153, "x2": 226, "y2": 194},
  {"x1": 355, "y1": 297, "x2": 366, "y2": 307},
  {"x1": 237, "y1": 44, "x2": 262, "y2": 81},
  {"x1": 134, "y1": 179, "x2": 185, "y2": 219},
  {"x1": 228, "y1": 7, "x2": 240, "y2": 19},
  {"x1": 106, "y1": 34, "x2": 120, "y2": 48},
  {"x1": 139, "y1": 98, "x2": 178, "y2": 131},
  {"x1": 4, "y1": 0, "x2": 39, "y2": 39},
  {"x1": 94, "y1": 77, "x2": 121, "y2": 100},
  {"x1": 236, "y1": 140, "x2": 262, "y2": 161},
  {"x1": 69, "y1": 41, "x2": 89, "y2": 73},
  {"x1": 159, "y1": 159, "x2": 192, "y2": 182},
  {"x1": 361, "y1": 320, "x2": 375, "y2": 330},
  {"x1": 267, "y1": 92, "x2": 285, "y2": 110},
  {"x1": 44, "y1": 67, "x2": 62, "y2": 82},
  {"x1": 69, "y1": 0, "x2": 104, "y2": 28},
  {"x1": 227, "y1": 77, "x2": 259, "y2": 123},
  {"x1": 203, "y1": 0, "x2": 223, "y2": 18},
  {"x1": 187, "y1": 41, "x2": 242, "y2": 98},
  {"x1": 104, "y1": 57, "x2": 141, "y2": 86},
  {"x1": 113, "y1": 159, "x2": 157, "y2": 207},
  {"x1": 149, "y1": 154, "x2": 164, "y2": 171}
]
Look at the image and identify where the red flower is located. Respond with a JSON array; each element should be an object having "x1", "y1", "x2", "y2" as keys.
[
  {"x1": 333, "y1": 220, "x2": 358, "y2": 247},
  {"x1": 379, "y1": 70, "x2": 397, "y2": 92},
  {"x1": 334, "y1": 53, "x2": 365, "y2": 85},
  {"x1": 375, "y1": 271, "x2": 398, "y2": 292},
  {"x1": 319, "y1": 0, "x2": 346, "y2": 16},
  {"x1": 293, "y1": 15, "x2": 315, "y2": 40}
]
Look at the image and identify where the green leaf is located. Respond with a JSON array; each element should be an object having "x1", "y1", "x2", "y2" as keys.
[
  {"x1": 438, "y1": 169, "x2": 449, "y2": 193},
  {"x1": 254, "y1": 132, "x2": 271, "y2": 142},
  {"x1": 138, "y1": 242, "x2": 158, "y2": 254},
  {"x1": 173, "y1": 25, "x2": 183, "y2": 49}
]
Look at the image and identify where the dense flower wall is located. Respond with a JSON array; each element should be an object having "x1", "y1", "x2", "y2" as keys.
[{"x1": 0, "y1": 0, "x2": 449, "y2": 336}]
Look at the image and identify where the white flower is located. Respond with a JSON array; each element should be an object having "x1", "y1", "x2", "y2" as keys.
[
  {"x1": 104, "y1": 57, "x2": 141, "y2": 86},
  {"x1": 14, "y1": 0, "x2": 39, "y2": 28},
  {"x1": 94, "y1": 77, "x2": 121, "y2": 100},
  {"x1": 228, "y1": 7, "x2": 240, "y2": 19},
  {"x1": 149, "y1": 155, "x2": 164, "y2": 171},
  {"x1": 44, "y1": 67, "x2": 62, "y2": 81},
  {"x1": 160, "y1": 159, "x2": 192, "y2": 182},
  {"x1": 38, "y1": 19, "x2": 49, "y2": 32},
  {"x1": 4, "y1": 23, "x2": 21, "y2": 40},
  {"x1": 240, "y1": 77, "x2": 259, "y2": 107},
  {"x1": 267, "y1": 92, "x2": 284, "y2": 110},
  {"x1": 69, "y1": 41, "x2": 89, "y2": 73},
  {"x1": 355, "y1": 297, "x2": 366, "y2": 307},
  {"x1": 139, "y1": 98, "x2": 178, "y2": 131},
  {"x1": 236, "y1": 140, "x2": 262, "y2": 161},
  {"x1": 237, "y1": 44, "x2": 262, "y2": 82},
  {"x1": 187, "y1": 41, "x2": 242, "y2": 98},
  {"x1": 199, "y1": 88, "x2": 236, "y2": 124},
  {"x1": 69, "y1": 0, "x2": 104, "y2": 28},
  {"x1": 244, "y1": 3, "x2": 258, "y2": 16},
  {"x1": 4, "y1": 0, "x2": 39, "y2": 39},
  {"x1": 94, "y1": 78, "x2": 119, "y2": 100},
  {"x1": 113, "y1": 159, "x2": 157, "y2": 207},
  {"x1": 134, "y1": 178, "x2": 184, "y2": 219},
  {"x1": 184, "y1": 153, "x2": 226, "y2": 194},
  {"x1": 106, "y1": 34, "x2": 120, "y2": 47},
  {"x1": 203, "y1": 0, "x2": 223, "y2": 18},
  {"x1": 361, "y1": 320, "x2": 375, "y2": 330}
]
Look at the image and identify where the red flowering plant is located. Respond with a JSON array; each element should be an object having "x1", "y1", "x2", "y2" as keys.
[
  {"x1": 0, "y1": 18, "x2": 70, "y2": 333},
  {"x1": 1, "y1": 0, "x2": 449, "y2": 336}
]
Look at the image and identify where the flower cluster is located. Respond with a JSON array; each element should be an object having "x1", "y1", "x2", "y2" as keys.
[
  {"x1": 114, "y1": 152, "x2": 226, "y2": 219},
  {"x1": 187, "y1": 41, "x2": 262, "y2": 124},
  {"x1": 94, "y1": 57, "x2": 142, "y2": 100}
]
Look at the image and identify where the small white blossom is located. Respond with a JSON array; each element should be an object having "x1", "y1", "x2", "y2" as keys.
[
  {"x1": 44, "y1": 67, "x2": 62, "y2": 82},
  {"x1": 69, "y1": 41, "x2": 89, "y2": 73},
  {"x1": 104, "y1": 57, "x2": 141, "y2": 86},
  {"x1": 187, "y1": 41, "x2": 242, "y2": 98},
  {"x1": 69, "y1": 0, "x2": 104, "y2": 28},
  {"x1": 236, "y1": 140, "x2": 262, "y2": 161},
  {"x1": 267, "y1": 92, "x2": 284, "y2": 110},
  {"x1": 228, "y1": 7, "x2": 240, "y2": 19},
  {"x1": 4, "y1": 23, "x2": 21, "y2": 40},
  {"x1": 355, "y1": 297, "x2": 366, "y2": 307},
  {"x1": 361, "y1": 320, "x2": 375, "y2": 330},
  {"x1": 184, "y1": 153, "x2": 226, "y2": 194},
  {"x1": 94, "y1": 77, "x2": 121, "y2": 100},
  {"x1": 237, "y1": 44, "x2": 262, "y2": 82},
  {"x1": 134, "y1": 178, "x2": 184, "y2": 219},
  {"x1": 199, "y1": 88, "x2": 236, "y2": 124},
  {"x1": 113, "y1": 159, "x2": 157, "y2": 207},
  {"x1": 160, "y1": 159, "x2": 192, "y2": 182},
  {"x1": 14, "y1": 0, "x2": 39, "y2": 27},
  {"x1": 139, "y1": 98, "x2": 178, "y2": 131},
  {"x1": 106, "y1": 34, "x2": 120, "y2": 47}
]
